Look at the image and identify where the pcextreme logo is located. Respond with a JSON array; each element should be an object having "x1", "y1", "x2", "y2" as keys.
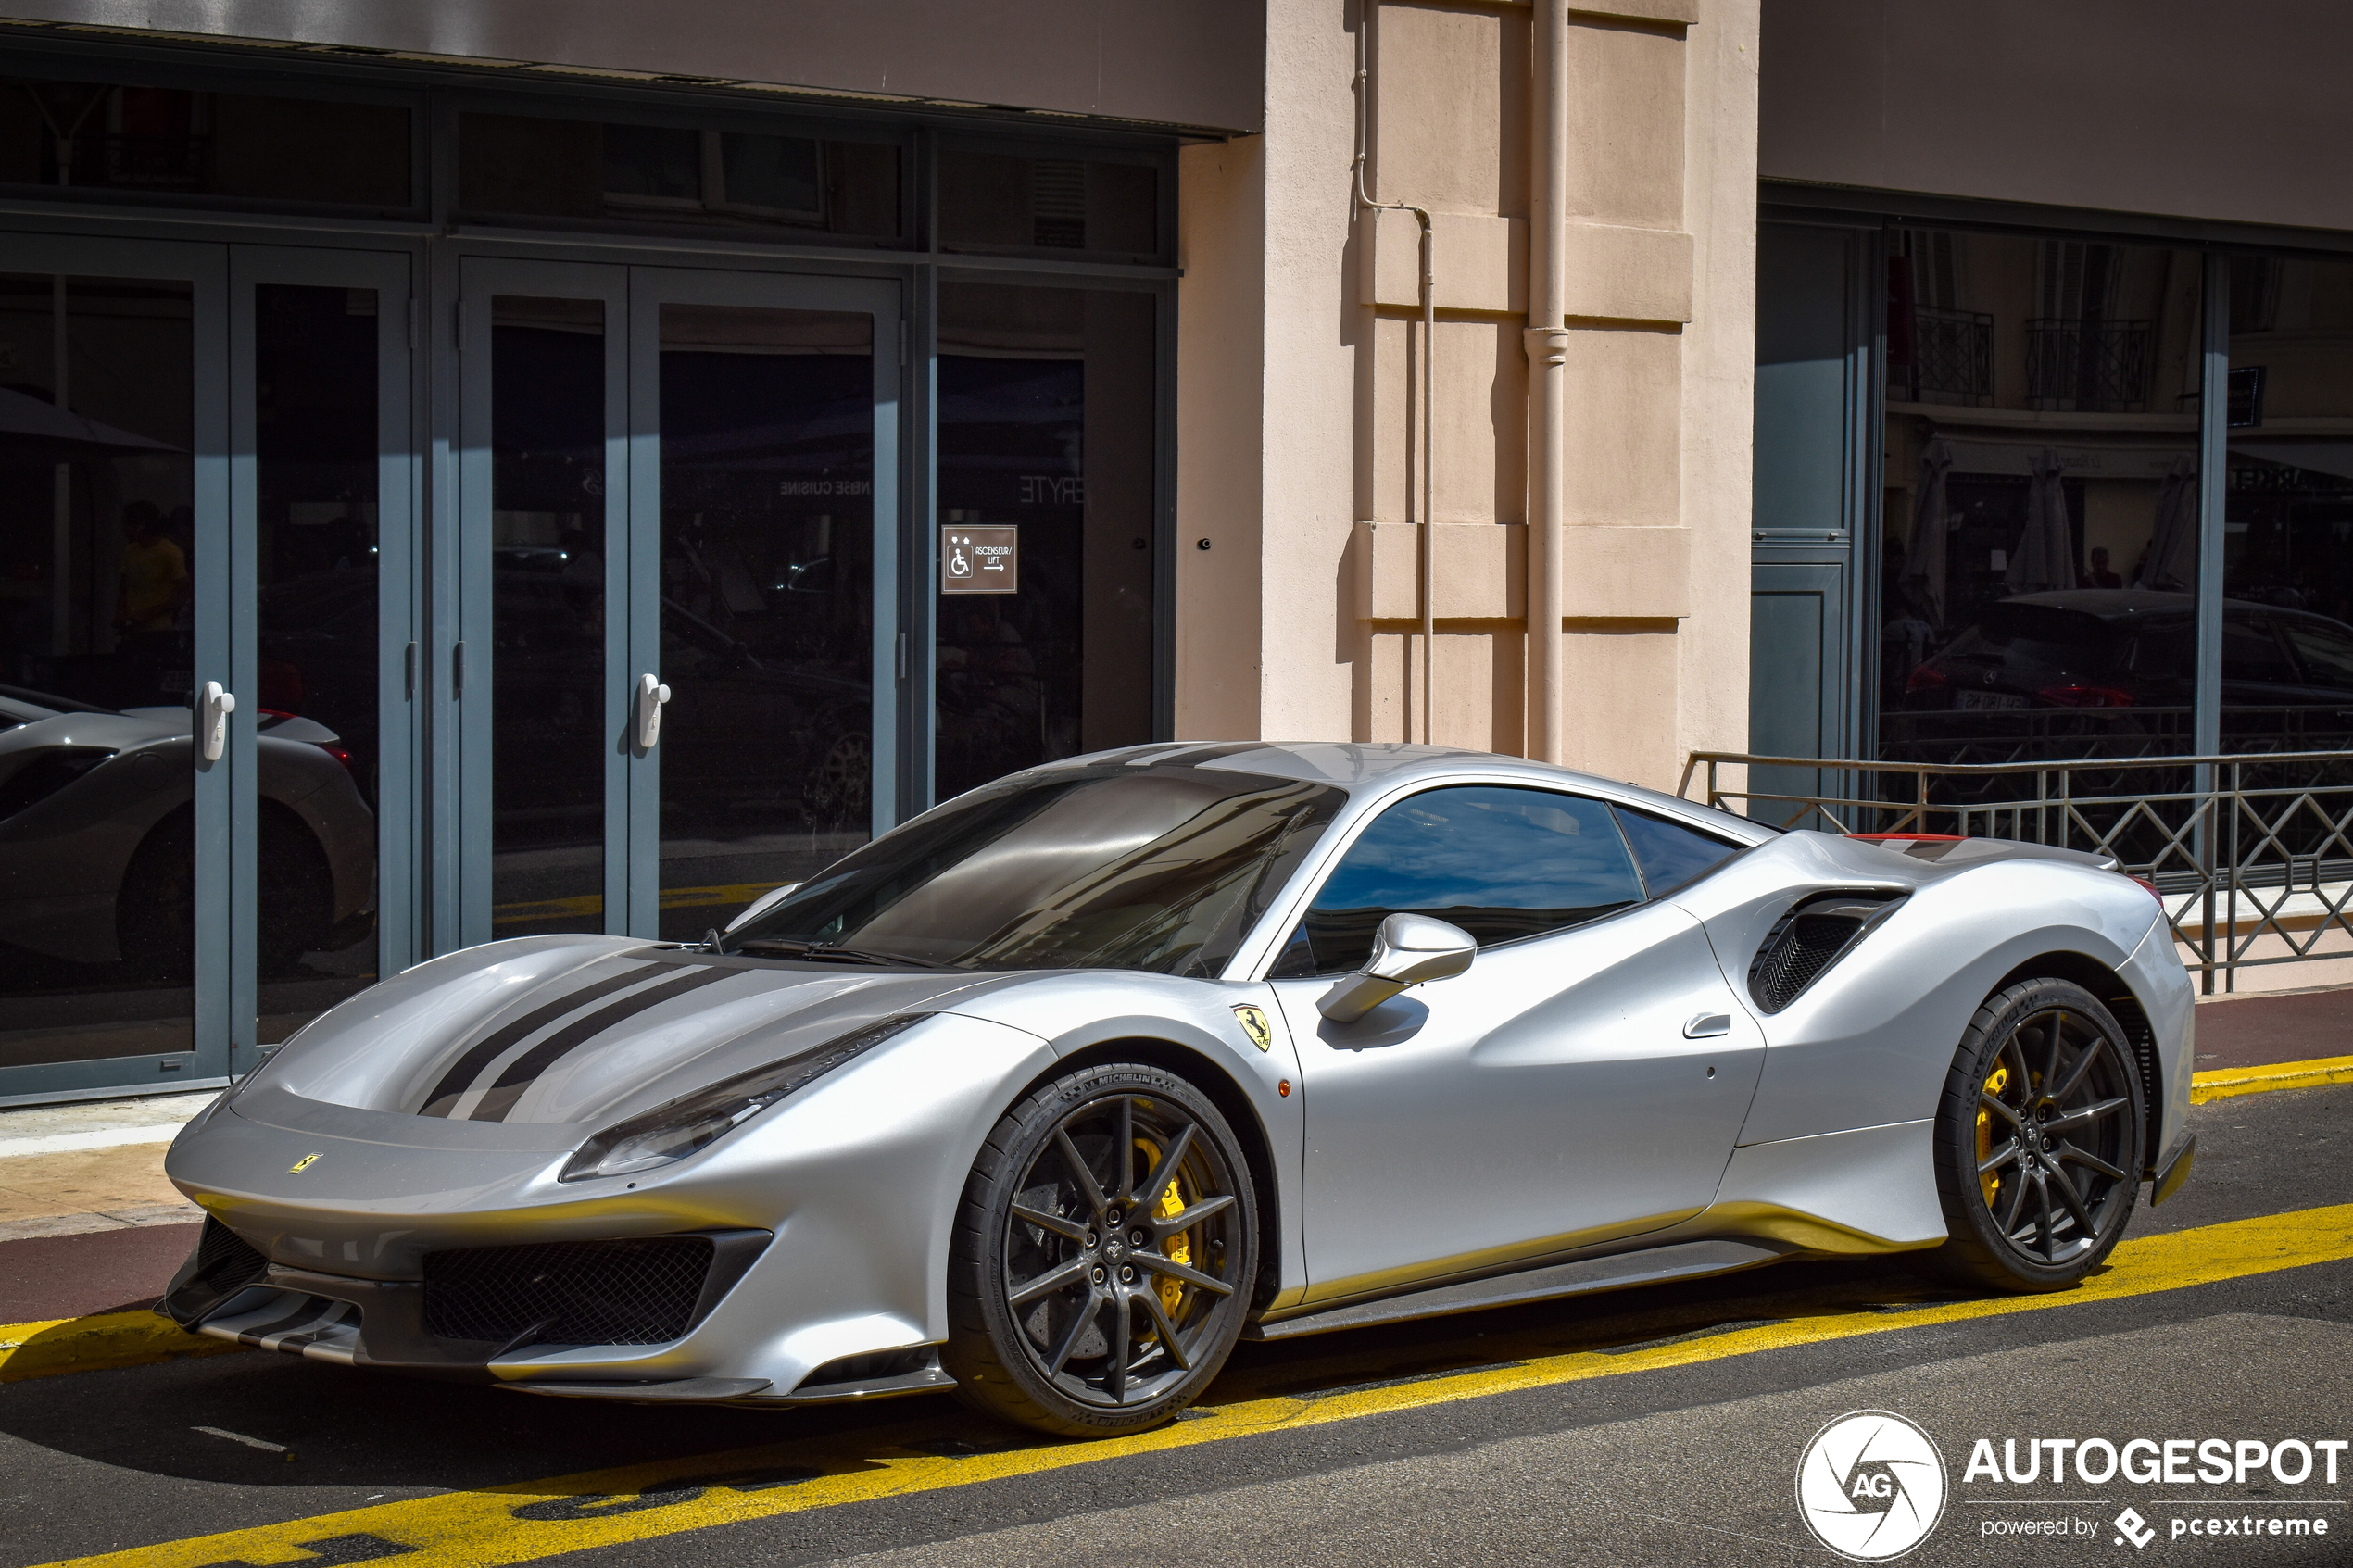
[{"x1": 1796, "y1": 1410, "x2": 1950, "y2": 1562}]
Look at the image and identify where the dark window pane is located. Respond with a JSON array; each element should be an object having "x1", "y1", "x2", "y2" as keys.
[
  {"x1": 0, "y1": 81, "x2": 409, "y2": 206},
  {"x1": 1875, "y1": 229, "x2": 2204, "y2": 769},
  {"x1": 602, "y1": 123, "x2": 700, "y2": 204},
  {"x1": 0, "y1": 272, "x2": 196, "y2": 1070},
  {"x1": 935, "y1": 282, "x2": 1155, "y2": 800},
  {"x1": 459, "y1": 114, "x2": 900, "y2": 240},
  {"x1": 720, "y1": 132, "x2": 820, "y2": 216},
  {"x1": 491, "y1": 296, "x2": 609, "y2": 939},
  {"x1": 724, "y1": 765, "x2": 1344, "y2": 976},
  {"x1": 2225, "y1": 253, "x2": 2353, "y2": 751},
  {"x1": 938, "y1": 149, "x2": 1157, "y2": 257},
  {"x1": 657, "y1": 303, "x2": 875, "y2": 941},
  {"x1": 253, "y1": 284, "x2": 380, "y2": 1041},
  {"x1": 1613, "y1": 805, "x2": 1741, "y2": 897},
  {"x1": 1292, "y1": 786, "x2": 1643, "y2": 975}
]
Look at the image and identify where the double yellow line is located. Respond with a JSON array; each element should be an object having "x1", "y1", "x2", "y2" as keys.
[{"x1": 36, "y1": 1200, "x2": 2353, "y2": 1568}]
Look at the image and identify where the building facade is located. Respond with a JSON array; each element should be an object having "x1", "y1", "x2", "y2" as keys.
[{"x1": 2, "y1": 0, "x2": 2336, "y2": 1102}]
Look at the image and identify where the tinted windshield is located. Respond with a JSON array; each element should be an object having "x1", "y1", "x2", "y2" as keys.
[{"x1": 720, "y1": 764, "x2": 1348, "y2": 975}]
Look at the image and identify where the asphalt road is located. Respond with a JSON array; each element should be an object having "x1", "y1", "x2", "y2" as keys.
[{"x1": 6, "y1": 1085, "x2": 2353, "y2": 1568}]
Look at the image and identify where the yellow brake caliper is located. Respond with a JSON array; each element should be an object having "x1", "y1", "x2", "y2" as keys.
[
  {"x1": 1154, "y1": 1174, "x2": 1190, "y2": 1320},
  {"x1": 1977, "y1": 1061, "x2": 2010, "y2": 1209}
]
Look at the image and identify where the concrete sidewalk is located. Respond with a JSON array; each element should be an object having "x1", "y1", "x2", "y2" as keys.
[{"x1": 0, "y1": 982, "x2": 2345, "y2": 1334}]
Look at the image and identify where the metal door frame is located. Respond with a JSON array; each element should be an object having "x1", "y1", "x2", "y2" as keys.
[
  {"x1": 0, "y1": 232, "x2": 230, "y2": 1105},
  {"x1": 623, "y1": 265, "x2": 902, "y2": 935},
  {"x1": 228, "y1": 244, "x2": 421, "y2": 1073},
  {"x1": 453, "y1": 257, "x2": 632, "y2": 950}
]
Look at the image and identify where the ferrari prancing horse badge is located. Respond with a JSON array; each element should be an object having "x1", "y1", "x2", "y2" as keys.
[{"x1": 1231, "y1": 1004, "x2": 1273, "y2": 1052}]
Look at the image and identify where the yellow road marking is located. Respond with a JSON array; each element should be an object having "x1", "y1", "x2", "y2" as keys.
[
  {"x1": 39, "y1": 1200, "x2": 2353, "y2": 1568},
  {"x1": 2193, "y1": 1054, "x2": 2353, "y2": 1103},
  {"x1": 0, "y1": 1311, "x2": 236, "y2": 1384},
  {"x1": 491, "y1": 882, "x2": 787, "y2": 927}
]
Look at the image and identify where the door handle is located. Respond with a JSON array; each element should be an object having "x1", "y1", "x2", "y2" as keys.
[
  {"x1": 199, "y1": 680, "x2": 237, "y2": 763},
  {"x1": 1683, "y1": 1011, "x2": 1731, "y2": 1039},
  {"x1": 635, "y1": 672, "x2": 671, "y2": 749}
]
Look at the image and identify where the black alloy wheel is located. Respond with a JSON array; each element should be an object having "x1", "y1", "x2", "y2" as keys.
[
  {"x1": 945, "y1": 1063, "x2": 1258, "y2": 1436},
  {"x1": 1927, "y1": 977, "x2": 2144, "y2": 1291}
]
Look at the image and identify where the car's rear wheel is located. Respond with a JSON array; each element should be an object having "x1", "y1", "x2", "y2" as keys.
[
  {"x1": 1925, "y1": 977, "x2": 2143, "y2": 1291},
  {"x1": 945, "y1": 1063, "x2": 1257, "y2": 1437}
]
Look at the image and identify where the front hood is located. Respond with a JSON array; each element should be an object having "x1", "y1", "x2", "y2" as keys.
[{"x1": 257, "y1": 935, "x2": 1003, "y2": 1129}]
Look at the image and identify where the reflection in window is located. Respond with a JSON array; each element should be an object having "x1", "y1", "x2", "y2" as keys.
[
  {"x1": 458, "y1": 114, "x2": 900, "y2": 239},
  {"x1": 254, "y1": 285, "x2": 380, "y2": 1039},
  {"x1": 0, "y1": 272, "x2": 197, "y2": 1069},
  {"x1": 935, "y1": 282, "x2": 1156, "y2": 802},
  {"x1": 2224, "y1": 254, "x2": 2353, "y2": 754},
  {"x1": 1881, "y1": 230, "x2": 2205, "y2": 768},
  {"x1": 0, "y1": 80, "x2": 409, "y2": 206},
  {"x1": 1277, "y1": 786, "x2": 1646, "y2": 977},
  {"x1": 937, "y1": 150, "x2": 1157, "y2": 257},
  {"x1": 657, "y1": 304, "x2": 875, "y2": 941}
]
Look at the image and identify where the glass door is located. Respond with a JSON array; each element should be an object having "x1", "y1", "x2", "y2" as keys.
[
  {"x1": 228, "y1": 246, "x2": 417, "y2": 1068},
  {"x1": 0, "y1": 235, "x2": 228, "y2": 1103},
  {"x1": 457, "y1": 260, "x2": 897, "y2": 947},
  {"x1": 626, "y1": 267, "x2": 900, "y2": 940}
]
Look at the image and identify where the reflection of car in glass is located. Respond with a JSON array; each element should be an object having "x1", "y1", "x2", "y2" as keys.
[
  {"x1": 162, "y1": 744, "x2": 2189, "y2": 1438},
  {"x1": 1902, "y1": 589, "x2": 2353, "y2": 744},
  {"x1": 0, "y1": 684, "x2": 373, "y2": 972}
]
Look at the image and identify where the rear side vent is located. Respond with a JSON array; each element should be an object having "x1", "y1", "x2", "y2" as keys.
[{"x1": 1747, "y1": 893, "x2": 1906, "y2": 1014}]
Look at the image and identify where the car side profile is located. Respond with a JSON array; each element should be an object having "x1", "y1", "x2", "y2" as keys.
[{"x1": 158, "y1": 742, "x2": 2193, "y2": 1436}]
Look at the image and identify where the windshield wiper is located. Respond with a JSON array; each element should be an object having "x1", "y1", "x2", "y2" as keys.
[{"x1": 731, "y1": 937, "x2": 949, "y2": 969}]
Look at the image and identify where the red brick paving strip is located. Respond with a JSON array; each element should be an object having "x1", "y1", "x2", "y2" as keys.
[
  {"x1": 2192, "y1": 986, "x2": 2353, "y2": 1072},
  {"x1": 0, "y1": 1222, "x2": 198, "y2": 1323}
]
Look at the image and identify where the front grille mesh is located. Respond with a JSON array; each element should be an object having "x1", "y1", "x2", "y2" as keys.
[
  {"x1": 191, "y1": 1217, "x2": 271, "y2": 1295},
  {"x1": 422, "y1": 1236, "x2": 713, "y2": 1347}
]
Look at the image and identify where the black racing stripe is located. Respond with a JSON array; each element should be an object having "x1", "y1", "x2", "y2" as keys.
[
  {"x1": 417, "y1": 964, "x2": 655, "y2": 1117},
  {"x1": 467, "y1": 965, "x2": 735, "y2": 1123}
]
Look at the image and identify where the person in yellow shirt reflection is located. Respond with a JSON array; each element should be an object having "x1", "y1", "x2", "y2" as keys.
[{"x1": 117, "y1": 500, "x2": 189, "y2": 634}]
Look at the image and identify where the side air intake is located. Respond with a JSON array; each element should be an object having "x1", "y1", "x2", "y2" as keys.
[{"x1": 1747, "y1": 892, "x2": 1906, "y2": 1014}]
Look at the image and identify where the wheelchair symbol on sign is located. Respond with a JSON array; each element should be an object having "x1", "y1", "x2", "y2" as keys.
[{"x1": 948, "y1": 545, "x2": 972, "y2": 577}]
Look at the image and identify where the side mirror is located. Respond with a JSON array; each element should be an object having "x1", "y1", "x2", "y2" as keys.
[
  {"x1": 1316, "y1": 912, "x2": 1476, "y2": 1023},
  {"x1": 724, "y1": 882, "x2": 801, "y2": 935}
]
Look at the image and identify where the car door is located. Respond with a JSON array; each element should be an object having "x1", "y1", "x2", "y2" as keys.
[{"x1": 1265, "y1": 784, "x2": 1765, "y2": 1304}]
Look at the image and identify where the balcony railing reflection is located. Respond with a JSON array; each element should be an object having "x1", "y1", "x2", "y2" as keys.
[
  {"x1": 2025, "y1": 317, "x2": 2153, "y2": 412},
  {"x1": 1905, "y1": 305, "x2": 1993, "y2": 405}
]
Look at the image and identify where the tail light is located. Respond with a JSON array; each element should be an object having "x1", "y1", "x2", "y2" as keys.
[
  {"x1": 2036, "y1": 684, "x2": 2134, "y2": 708},
  {"x1": 2129, "y1": 876, "x2": 2164, "y2": 907},
  {"x1": 316, "y1": 743, "x2": 355, "y2": 772},
  {"x1": 1906, "y1": 665, "x2": 1949, "y2": 693}
]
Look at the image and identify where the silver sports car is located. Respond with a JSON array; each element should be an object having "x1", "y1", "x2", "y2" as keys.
[{"x1": 159, "y1": 742, "x2": 2195, "y2": 1437}]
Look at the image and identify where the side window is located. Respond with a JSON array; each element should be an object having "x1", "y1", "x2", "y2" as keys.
[
  {"x1": 1612, "y1": 805, "x2": 1743, "y2": 897},
  {"x1": 1274, "y1": 785, "x2": 1644, "y2": 977},
  {"x1": 2223, "y1": 616, "x2": 2298, "y2": 684}
]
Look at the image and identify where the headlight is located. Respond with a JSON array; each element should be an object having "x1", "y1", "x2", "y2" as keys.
[{"x1": 560, "y1": 1014, "x2": 927, "y2": 1183}]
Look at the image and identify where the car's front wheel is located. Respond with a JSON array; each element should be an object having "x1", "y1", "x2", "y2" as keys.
[
  {"x1": 945, "y1": 1063, "x2": 1258, "y2": 1437},
  {"x1": 1925, "y1": 977, "x2": 2144, "y2": 1291}
]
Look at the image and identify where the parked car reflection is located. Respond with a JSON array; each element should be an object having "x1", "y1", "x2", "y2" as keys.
[{"x1": 0, "y1": 684, "x2": 373, "y2": 977}]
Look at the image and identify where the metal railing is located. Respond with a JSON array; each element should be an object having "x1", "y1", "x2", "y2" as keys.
[
  {"x1": 1906, "y1": 305, "x2": 1994, "y2": 405},
  {"x1": 1680, "y1": 749, "x2": 2353, "y2": 994},
  {"x1": 2024, "y1": 317, "x2": 2153, "y2": 412}
]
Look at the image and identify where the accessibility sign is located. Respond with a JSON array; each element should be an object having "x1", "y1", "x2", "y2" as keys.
[{"x1": 940, "y1": 524, "x2": 1018, "y2": 595}]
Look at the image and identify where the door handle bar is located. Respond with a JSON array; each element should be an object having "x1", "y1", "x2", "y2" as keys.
[
  {"x1": 635, "y1": 672, "x2": 671, "y2": 749},
  {"x1": 199, "y1": 680, "x2": 237, "y2": 763}
]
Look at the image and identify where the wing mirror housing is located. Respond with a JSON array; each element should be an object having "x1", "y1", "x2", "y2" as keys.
[{"x1": 1316, "y1": 912, "x2": 1476, "y2": 1023}]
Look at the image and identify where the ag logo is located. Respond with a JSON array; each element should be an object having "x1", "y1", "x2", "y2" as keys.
[
  {"x1": 1230, "y1": 1004, "x2": 1274, "y2": 1053},
  {"x1": 1795, "y1": 1410, "x2": 1947, "y2": 1561},
  {"x1": 288, "y1": 1152, "x2": 321, "y2": 1175}
]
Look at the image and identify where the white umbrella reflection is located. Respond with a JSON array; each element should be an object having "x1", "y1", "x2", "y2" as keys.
[
  {"x1": 2136, "y1": 456, "x2": 2199, "y2": 590},
  {"x1": 2004, "y1": 448, "x2": 2075, "y2": 594}
]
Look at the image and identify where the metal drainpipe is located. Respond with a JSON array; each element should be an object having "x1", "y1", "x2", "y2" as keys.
[
  {"x1": 1523, "y1": 0, "x2": 1568, "y2": 764},
  {"x1": 1353, "y1": 8, "x2": 1438, "y2": 745}
]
